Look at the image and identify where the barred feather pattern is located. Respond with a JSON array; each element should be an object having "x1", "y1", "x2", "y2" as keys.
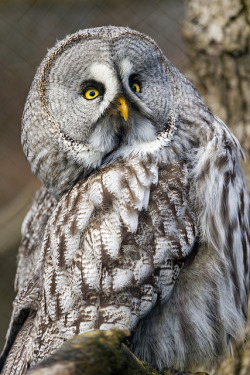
[{"x1": 1, "y1": 26, "x2": 249, "y2": 375}]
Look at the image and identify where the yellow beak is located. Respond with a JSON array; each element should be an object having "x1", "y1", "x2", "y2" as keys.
[{"x1": 117, "y1": 97, "x2": 129, "y2": 121}]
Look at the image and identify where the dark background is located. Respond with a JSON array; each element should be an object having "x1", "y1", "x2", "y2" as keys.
[{"x1": 0, "y1": 0, "x2": 187, "y2": 351}]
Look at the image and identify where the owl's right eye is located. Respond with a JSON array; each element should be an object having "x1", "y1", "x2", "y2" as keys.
[
  {"x1": 84, "y1": 88, "x2": 100, "y2": 100},
  {"x1": 81, "y1": 80, "x2": 105, "y2": 100}
]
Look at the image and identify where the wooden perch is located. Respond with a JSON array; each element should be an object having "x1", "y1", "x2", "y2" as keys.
[{"x1": 27, "y1": 329, "x2": 208, "y2": 375}]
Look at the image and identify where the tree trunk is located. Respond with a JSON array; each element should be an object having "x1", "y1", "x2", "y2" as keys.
[
  {"x1": 183, "y1": 0, "x2": 250, "y2": 172},
  {"x1": 183, "y1": 1, "x2": 250, "y2": 374}
]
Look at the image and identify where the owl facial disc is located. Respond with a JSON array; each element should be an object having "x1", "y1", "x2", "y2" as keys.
[{"x1": 21, "y1": 26, "x2": 175, "y2": 197}]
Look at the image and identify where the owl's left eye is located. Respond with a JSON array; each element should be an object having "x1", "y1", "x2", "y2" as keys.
[
  {"x1": 129, "y1": 75, "x2": 141, "y2": 94},
  {"x1": 130, "y1": 81, "x2": 141, "y2": 93},
  {"x1": 84, "y1": 88, "x2": 100, "y2": 100}
]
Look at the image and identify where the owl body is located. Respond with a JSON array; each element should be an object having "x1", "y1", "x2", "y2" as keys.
[{"x1": 1, "y1": 27, "x2": 249, "y2": 374}]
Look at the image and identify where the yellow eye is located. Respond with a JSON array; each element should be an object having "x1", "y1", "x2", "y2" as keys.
[
  {"x1": 84, "y1": 88, "x2": 100, "y2": 100},
  {"x1": 131, "y1": 82, "x2": 141, "y2": 93}
]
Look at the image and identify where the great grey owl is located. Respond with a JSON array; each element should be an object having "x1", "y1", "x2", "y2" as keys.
[{"x1": 1, "y1": 26, "x2": 249, "y2": 375}]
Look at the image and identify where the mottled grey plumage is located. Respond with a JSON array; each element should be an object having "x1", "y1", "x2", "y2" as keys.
[{"x1": 1, "y1": 26, "x2": 249, "y2": 375}]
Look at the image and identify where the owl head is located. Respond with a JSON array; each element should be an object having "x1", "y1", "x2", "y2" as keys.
[{"x1": 21, "y1": 26, "x2": 210, "y2": 198}]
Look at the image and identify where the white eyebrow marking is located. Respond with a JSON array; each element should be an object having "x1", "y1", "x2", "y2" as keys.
[
  {"x1": 120, "y1": 59, "x2": 133, "y2": 78},
  {"x1": 89, "y1": 63, "x2": 118, "y2": 91},
  {"x1": 89, "y1": 62, "x2": 119, "y2": 113}
]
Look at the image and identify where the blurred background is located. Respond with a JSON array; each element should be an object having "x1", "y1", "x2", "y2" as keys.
[
  {"x1": 0, "y1": 0, "x2": 249, "y2": 364},
  {"x1": 0, "y1": 0, "x2": 186, "y2": 351}
]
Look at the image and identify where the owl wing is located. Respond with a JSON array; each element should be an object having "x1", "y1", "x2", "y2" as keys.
[
  {"x1": 193, "y1": 115, "x2": 250, "y2": 313},
  {"x1": 0, "y1": 187, "x2": 57, "y2": 375},
  {"x1": 131, "y1": 115, "x2": 250, "y2": 371},
  {"x1": 15, "y1": 187, "x2": 57, "y2": 292}
]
